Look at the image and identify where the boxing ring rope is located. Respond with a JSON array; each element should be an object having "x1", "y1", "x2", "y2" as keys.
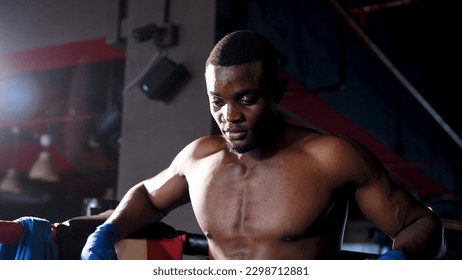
[
  {"x1": 0, "y1": 220, "x2": 23, "y2": 245},
  {"x1": 0, "y1": 220, "x2": 58, "y2": 245}
]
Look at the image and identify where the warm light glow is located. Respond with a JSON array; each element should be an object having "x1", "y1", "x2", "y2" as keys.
[
  {"x1": 0, "y1": 168, "x2": 24, "y2": 194},
  {"x1": 28, "y1": 134, "x2": 59, "y2": 183},
  {"x1": 28, "y1": 151, "x2": 59, "y2": 183}
]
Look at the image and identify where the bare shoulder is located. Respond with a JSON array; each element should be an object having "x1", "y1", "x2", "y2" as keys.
[
  {"x1": 182, "y1": 135, "x2": 226, "y2": 158},
  {"x1": 170, "y1": 135, "x2": 226, "y2": 173},
  {"x1": 289, "y1": 125, "x2": 383, "y2": 184},
  {"x1": 289, "y1": 124, "x2": 363, "y2": 158},
  {"x1": 307, "y1": 133, "x2": 370, "y2": 160}
]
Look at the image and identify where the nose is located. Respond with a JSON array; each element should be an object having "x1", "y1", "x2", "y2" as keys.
[{"x1": 223, "y1": 103, "x2": 242, "y2": 123}]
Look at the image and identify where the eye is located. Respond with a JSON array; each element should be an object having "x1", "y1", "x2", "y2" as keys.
[
  {"x1": 211, "y1": 97, "x2": 224, "y2": 107},
  {"x1": 239, "y1": 96, "x2": 258, "y2": 105}
]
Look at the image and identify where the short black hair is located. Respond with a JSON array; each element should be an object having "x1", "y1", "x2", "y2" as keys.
[{"x1": 206, "y1": 30, "x2": 280, "y2": 81}]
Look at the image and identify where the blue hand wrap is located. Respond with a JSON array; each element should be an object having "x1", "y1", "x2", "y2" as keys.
[
  {"x1": 80, "y1": 222, "x2": 121, "y2": 260},
  {"x1": 378, "y1": 250, "x2": 407, "y2": 260}
]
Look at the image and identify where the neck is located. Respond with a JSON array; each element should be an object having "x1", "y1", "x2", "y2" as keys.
[{"x1": 244, "y1": 115, "x2": 285, "y2": 160}]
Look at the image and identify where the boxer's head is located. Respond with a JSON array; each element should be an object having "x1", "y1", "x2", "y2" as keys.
[
  {"x1": 205, "y1": 30, "x2": 287, "y2": 154},
  {"x1": 206, "y1": 30, "x2": 280, "y2": 85}
]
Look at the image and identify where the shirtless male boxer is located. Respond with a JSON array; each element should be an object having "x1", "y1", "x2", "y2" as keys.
[{"x1": 81, "y1": 30, "x2": 444, "y2": 260}]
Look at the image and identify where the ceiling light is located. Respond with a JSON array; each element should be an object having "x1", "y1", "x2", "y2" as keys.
[{"x1": 28, "y1": 134, "x2": 59, "y2": 183}]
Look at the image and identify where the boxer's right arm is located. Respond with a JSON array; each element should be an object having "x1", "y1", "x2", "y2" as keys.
[
  {"x1": 80, "y1": 138, "x2": 208, "y2": 260},
  {"x1": 80, "y1": 182, "x2": 166, "y2": 260},
  {"x1": 81, "y1": 165, "x2": 190, "y2": 260}
]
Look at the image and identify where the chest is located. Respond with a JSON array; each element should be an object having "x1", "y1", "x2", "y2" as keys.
[{"x1": 185, "y1": 151, "x2": 345, "y2": 239}]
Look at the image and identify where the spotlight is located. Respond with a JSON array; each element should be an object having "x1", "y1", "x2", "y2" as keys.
[
  {"x1": 138, "y1": 56, "x2": 190, "y2": 102},
  {"x1": 132, "y1": 23, "x2": 179, "y2": 48},
  {"x1": 132, "y1": 24, "x2": 160, "y2": 43}
]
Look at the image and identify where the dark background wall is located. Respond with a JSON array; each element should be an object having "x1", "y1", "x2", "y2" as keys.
[{"x1": 116, "y1": 0, "x2": 215, "y2": 234}]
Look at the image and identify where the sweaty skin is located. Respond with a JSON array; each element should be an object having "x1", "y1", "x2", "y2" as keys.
[{"x1": 107, "y1": 61, "x2": 443, "y2": 260}]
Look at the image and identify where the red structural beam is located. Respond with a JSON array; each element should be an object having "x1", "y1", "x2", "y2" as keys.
[{"x1": 0, "y1": 37, "x2": 125, "y2": 76}]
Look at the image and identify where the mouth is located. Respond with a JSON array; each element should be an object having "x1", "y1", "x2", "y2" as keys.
[{"x1": 223, "y1": 127, "x2": 248, "y2": 140}]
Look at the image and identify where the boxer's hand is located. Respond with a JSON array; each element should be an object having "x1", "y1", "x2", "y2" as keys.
[
  {"x1": 80, "y1": 222, "x2": 120, "y2": 260},
  {"x1": 378, "y1": 250, "x2": 407, "y2": 260}
]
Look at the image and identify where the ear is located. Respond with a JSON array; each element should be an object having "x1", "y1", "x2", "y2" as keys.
[{"x1": 273, "y1": 76, "x2": 288, "y2": 104}]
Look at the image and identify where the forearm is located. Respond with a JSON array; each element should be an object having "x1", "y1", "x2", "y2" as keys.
[
  {"x1": 80, "y1": 183, "x2": 166, "y2": 260},
  {"x1": 392, "y1": 214, "x2": 444, "y2": 259},
  {"x1": 106, "y1": 184, "x2": 165, "y2": 238}
]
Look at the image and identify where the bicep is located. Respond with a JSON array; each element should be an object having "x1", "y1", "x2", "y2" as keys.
[
  {"x1": 354, "y1": 177, "x2": 429, "y2": 238},
  {"x1": 338, "y1": 137, "x2": 429, "y2": 238},
  {"x1": 141, "y1": 136, "x2": 218, "y2": 215},
  {"x1": 143, "y1": 168, "x2": 190, "y2": 214}
]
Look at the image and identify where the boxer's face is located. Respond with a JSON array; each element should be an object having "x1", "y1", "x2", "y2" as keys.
[{"x1": 205, "y1": 61, "x2": 279, "y2": 154}]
